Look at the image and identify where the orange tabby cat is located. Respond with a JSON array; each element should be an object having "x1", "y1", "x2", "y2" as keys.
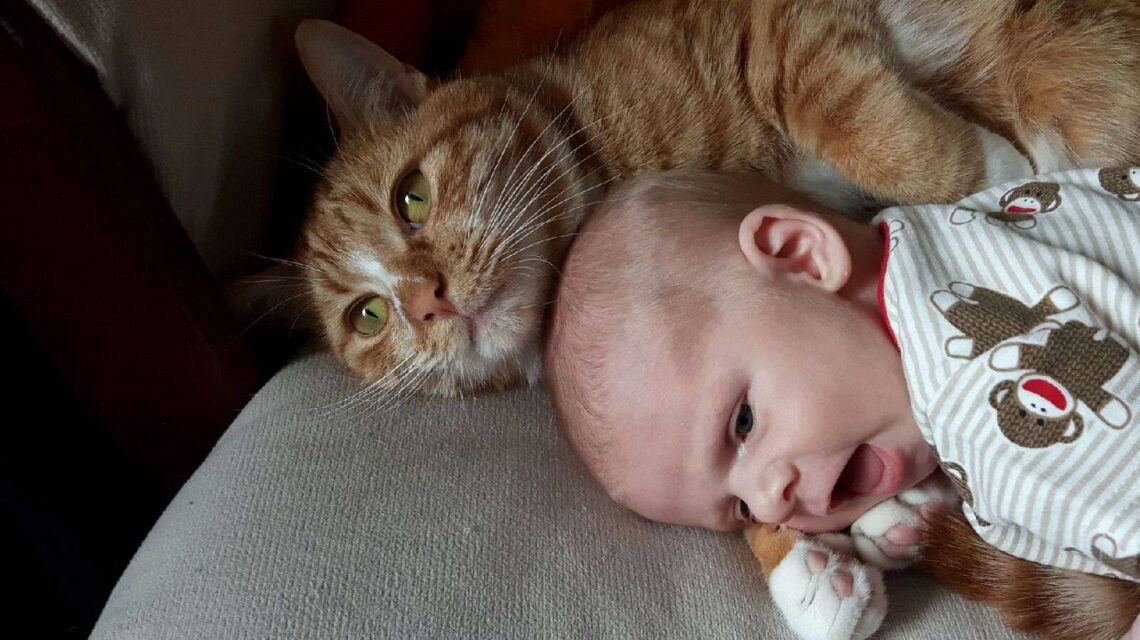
[
  {"x1": 293, "y1": 0, "x2": 1139, "y2": 398},
  {"x1": 292, "y1": 1, "x2": 1140, "y2": 638}
]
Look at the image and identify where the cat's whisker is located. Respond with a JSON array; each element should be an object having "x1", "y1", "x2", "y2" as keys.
[
  {"x1": 275, "y1": 153, "x2": 330, "y2": 181},
  {"x1": 500, "y1": 232, "x2": 583, "y2": 265},
  {"x1": 325, "y1": 104, "x2": 341, "y2": 154},
  {"x1": 491, "y1": 173, "x2": 619, "y2": 265},
  {"x1": 246, "y1": 252, "x2": 330, "y2": 276},
  {"x1": 487, "y1": 105, "x2": 625, "y2": 235},
  {"x1": 288, "y1": 301, "x2": 315, "y2": 333},
  {"x1": 313, "y1": 350, "x2": 419, "y2": 418},
  {"x1": 234, "y1": 291, "x2": 309, "y2": 339},
  {"x1": 490, "y1": 157, "x2": 616, "y2": 256},
  {"x1": 316, "y1": 372, "x2": 397, "y2": 420},
  {"x1": 466, "y1": 80, "x2": 531, "y2": 244},
  {"x1": 373, "y1": 359, "x2": 435, "y2": 413},
  {"x1": 485, "y1": 129, "x2": 622, "y2": 255},
  {"x1": 479, "y1": 85, "x2": 588, "y2": 233},
  {"x1": 466, "y1": 80, "x2": 558, "y2": 255}
]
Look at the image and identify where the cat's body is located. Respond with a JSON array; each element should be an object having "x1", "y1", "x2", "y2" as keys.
[
  {"x1": 296, "y1": 0, "x2": 1140, "y2": 397},
  {"x1": 293, "y1": 2, "x2": 1140, "y2": 638}
]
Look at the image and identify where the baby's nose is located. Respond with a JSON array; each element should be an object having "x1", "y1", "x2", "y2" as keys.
[
  {"x1": 740, "y1": 462, "x2": 799, "y2": 524},
  {"x1": 399, "y1": 274, "x2": 456, "y2": 323}
]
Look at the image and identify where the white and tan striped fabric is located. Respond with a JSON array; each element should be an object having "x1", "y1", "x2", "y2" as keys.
[{"x1": 873, "y1": 167, "x2": 1140, "y2": 583}]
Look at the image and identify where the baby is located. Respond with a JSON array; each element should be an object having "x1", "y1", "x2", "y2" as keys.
[{"x1": 543, "y1": 169, "x2": 1140, "y2": 639}]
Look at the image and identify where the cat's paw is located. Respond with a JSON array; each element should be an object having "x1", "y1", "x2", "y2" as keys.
[
  {"x1": 975, "y1": 126, "x2": 1034, "y2": 188},
  {"x1": 769, "y1": 537, "x2": 887, "y2": 640},
  {"x1": 851, "y1": 473, "x2": 961, "y2": 570}
]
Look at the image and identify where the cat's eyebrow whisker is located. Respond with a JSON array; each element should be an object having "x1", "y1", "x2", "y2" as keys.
[
  {"x1": 490, "y1": 172, "x2": 618, "y2": 264},
  {"x1": 480, "y1": 85, "x2": 588, "y2": 232},
  {"x1": 487, "y1": 105, "x2": 626, "y2": 235},
  {"x1": 499, "y1": 231, "x2": 583, "y2": 265},
  {"x1": 479, "y1": 90, "x2": 603, "y2": 240},
  {"x1": 237, "y1": 277, "x2": 322, "y2": 287},
  {"x1": 466, "y1": 80, "x2": 531, "y2": 244},
  {"x1": 499, "y1": 185, "x2": 609, "y2": 254},
  {"x1": 513, "y1": 297, "x2": 559, "y2": 311},
  {"x1": 490, "y1": 152, "x2": 615, "y2": 254},
  {"x1": 486, "y1": 129, "x2": 621, "y2": 254},
  {"x1": 467, "y1": 79, "x2": 561, "y2": 252}
]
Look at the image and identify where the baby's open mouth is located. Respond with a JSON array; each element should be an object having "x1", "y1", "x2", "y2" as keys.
[{"x1": 830, "y1": 444, "x2": 892, "y2": 511}]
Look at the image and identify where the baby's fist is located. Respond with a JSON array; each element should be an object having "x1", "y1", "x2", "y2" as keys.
[{"x1": 850, "y1": 472, "x2": 960, "y2": 570}]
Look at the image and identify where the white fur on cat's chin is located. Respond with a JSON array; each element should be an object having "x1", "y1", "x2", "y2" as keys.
[{"x1": 440, "y1": 280, "x2": 547, "y2": 393}]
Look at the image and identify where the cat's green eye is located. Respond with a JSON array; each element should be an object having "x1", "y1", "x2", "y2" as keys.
[
  {"x1": 349, "y1": 296, "x2": 389, "y2": 336},
  {"x1": 395, "y1": 170, "x2": 431, "y2": 228}
]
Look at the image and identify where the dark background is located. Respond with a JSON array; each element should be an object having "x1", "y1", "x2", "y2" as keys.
[{"x1": 0, "y1": 0, "x2": 475, "y2": 636}]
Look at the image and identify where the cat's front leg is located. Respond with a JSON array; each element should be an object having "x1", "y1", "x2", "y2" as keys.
[
  {"x1": 746, "y1": 525, "x2": 887, "y2": 640},
  {"x1": 851, "y1": 472, "x2": 961, "y2": 570},
  {"x1": 776, "y1": 49, "x2": 1032, "y2": 204}
]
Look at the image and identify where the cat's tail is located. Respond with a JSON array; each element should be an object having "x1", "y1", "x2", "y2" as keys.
[{"x1": 919, "y1": 508, "x2": 1140, "y2": 640}]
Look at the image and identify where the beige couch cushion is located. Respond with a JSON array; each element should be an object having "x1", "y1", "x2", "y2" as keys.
[
  {"x1": 91, "y1": 350, "x2": 1032, "y2": 639},
  {"x1": 27, "y1": 0, "x2": 336, "y2": 275}
]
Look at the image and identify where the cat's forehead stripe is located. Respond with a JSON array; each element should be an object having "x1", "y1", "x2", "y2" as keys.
[{"x1": 349, "y1": 252, "x2": 401, "y2": 290}]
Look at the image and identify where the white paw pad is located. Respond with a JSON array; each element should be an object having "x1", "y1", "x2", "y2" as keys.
[
  {"x1": 851, "y1": 474, "x2": 961, "y2": 571},
  {"x1": 769, "y1": 539, "x2": 887, "y2": 640}
]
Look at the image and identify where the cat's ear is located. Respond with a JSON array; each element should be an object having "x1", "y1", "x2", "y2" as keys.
[
  {"x1": 738, "y1": 205, "x2": 851, "y2": 292},
  {"x1": 295, "y1": 20, "x2": 429, "y2": 132}
]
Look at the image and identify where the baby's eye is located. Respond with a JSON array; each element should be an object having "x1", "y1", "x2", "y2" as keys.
[
  {"x1": 734, "y1": 401, "x2": 753, "y2": 441},
  {"x1": 734, "y1": 499, "x2": 752, "y2": 522}
]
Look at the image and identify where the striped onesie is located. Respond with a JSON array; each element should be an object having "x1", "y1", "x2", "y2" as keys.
[{"x1": 873, "y1": 167, "x2": 1140, "y2": 582}]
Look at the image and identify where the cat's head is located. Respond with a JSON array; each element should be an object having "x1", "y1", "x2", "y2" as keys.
[{"x1": 294, "y1": 21, "x2": 598, "y2": 396}]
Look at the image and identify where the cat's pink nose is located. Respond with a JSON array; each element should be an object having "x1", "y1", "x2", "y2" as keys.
[{"x1": 400, "y1": 275, "x2": 456, "y2": 323}]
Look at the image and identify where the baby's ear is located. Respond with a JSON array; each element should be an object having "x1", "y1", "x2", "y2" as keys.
[
  {"x1": 295, "y1": 20, "x2": 429, "y2": 133},
  {"x1": 738, "y1": 205, "x2": 851, "y2": 292}
]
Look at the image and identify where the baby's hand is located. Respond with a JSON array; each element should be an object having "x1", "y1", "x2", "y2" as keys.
[
  {"x1": 850, "y1": 472, "x2": 960, "y2": 570},
  {"x1": 762, "y1": 532, "x2": 887, "y2": 640}
]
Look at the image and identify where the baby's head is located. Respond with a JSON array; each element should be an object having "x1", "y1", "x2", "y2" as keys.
[{"x1": 544, "y1": 171, "x2": 938, "y2": 534}]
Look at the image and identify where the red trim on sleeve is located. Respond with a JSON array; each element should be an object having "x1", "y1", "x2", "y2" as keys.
[{"x1": 877, "y1": 222, "x2": 900, "y2": 351}]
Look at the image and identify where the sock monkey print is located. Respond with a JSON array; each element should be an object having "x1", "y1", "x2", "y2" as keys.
[
  {"x1": 948, "y1": 181, "x2": 1063, "y2": 229},
  {"x1": 1099, "y1": 167, "x2": 1140, "y2": 201},
  {"x1": 988, "y1": 320, "x2": 1132, "y2": 448},
  {"x1": 929, "y1": 283, "x2": 1079, "y2": 360},
  {"x1": 929, "y1": 283, "x2": 1131, "y2": 448}
]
